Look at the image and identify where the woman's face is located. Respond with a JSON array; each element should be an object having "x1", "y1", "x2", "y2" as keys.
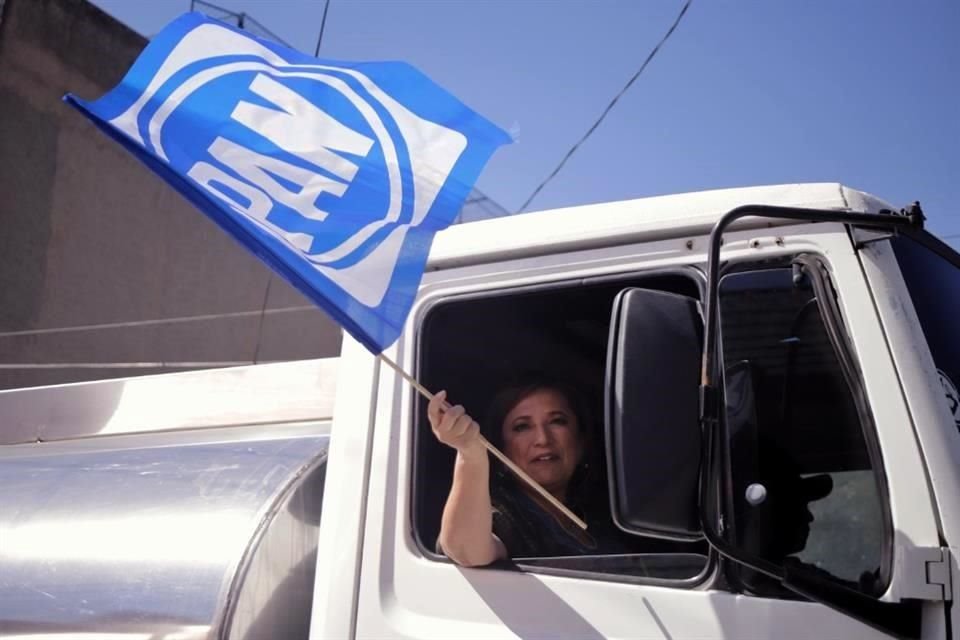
[{"x1": 501, "y1": 388, "x2": 584, "y2": 501}]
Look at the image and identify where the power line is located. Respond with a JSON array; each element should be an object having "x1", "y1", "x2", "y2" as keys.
[
  {"x1": 516, "y1": 0, "x2": 693, "y2": 214},
  {"x1": 314, "y1": 0, "x2": 332, "y2": 56},
  {"x1": 252, "y1": 274, "x2": 274, "y2": 364},
  {"x1": 0, "y1": 306, "x2": 318, "y2": 340},
  {"x1": 0, "y1": 361, "x2": 282, "y2": 370}
]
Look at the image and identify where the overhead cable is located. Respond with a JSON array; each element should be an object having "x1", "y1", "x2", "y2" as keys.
[
  {"x1": 516, "y1": 0, "x2": 693, "y2": 214},
  {"x1": 314, "y1": 0, "x2": 332, "y2": 56},
  {"x1": 0, "y1": 361, "x2": 281, "y2": 369},
  {"x1": 0, "y1": 306, "x2": 317, "y2": 339}
]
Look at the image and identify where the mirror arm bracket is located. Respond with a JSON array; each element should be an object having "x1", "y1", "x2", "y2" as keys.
[{"x1": 702, "y1": 204, "x2": 921, "y2": 389}]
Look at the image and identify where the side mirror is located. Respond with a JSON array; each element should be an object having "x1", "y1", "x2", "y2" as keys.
[{"x1": 605, "y1": 288, "x2": 703, "y2": 540}]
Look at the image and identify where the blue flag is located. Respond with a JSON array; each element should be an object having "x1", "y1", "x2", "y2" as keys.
[{"x1": 65, "y1": 13, "x2": 510, "y2": 353}]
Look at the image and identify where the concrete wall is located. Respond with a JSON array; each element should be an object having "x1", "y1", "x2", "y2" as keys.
[{"x1": 0, "y1": 0, "x2": 341, "y2": 390}]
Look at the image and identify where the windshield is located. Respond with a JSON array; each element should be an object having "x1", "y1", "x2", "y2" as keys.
[{"x1": 892, "y1": 235, "x2": 960, "y2": 434}]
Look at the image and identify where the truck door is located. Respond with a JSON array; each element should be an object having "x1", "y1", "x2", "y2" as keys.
[
  {"x1": 350, "y1": 226, "x2": 943, "y2": 639},
  {"x1": 699, "y1": 225, "x2": 947, "y2": 639}
]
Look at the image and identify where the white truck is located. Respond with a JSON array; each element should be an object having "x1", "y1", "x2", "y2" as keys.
[{"x1": 1, "y1": 183, "x2": 958, "y2": 639}]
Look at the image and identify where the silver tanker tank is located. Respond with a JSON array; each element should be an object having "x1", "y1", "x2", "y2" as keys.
[{"x1": 0, "y1": 359, "x2": 337, "y2": 639}]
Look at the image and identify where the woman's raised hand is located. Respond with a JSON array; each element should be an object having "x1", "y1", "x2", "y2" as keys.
[{"x1": 428, "y1": 390, "x2": 482, "y2": 453}]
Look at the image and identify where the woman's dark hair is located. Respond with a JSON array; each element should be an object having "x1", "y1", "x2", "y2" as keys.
[
  {"x1": 482, "y1": 372, "x2": 603, "y2": 513},
  {"x1": 482, "y1": 373, "x2": 589, "y2": 448}
]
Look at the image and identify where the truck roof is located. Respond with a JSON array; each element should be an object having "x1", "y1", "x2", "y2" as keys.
[{"x1": 428, "y1": 182, "x2": 895, "y2": 269}]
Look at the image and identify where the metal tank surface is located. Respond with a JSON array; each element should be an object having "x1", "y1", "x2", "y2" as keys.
[{"x1": 0, "y1": 363, "x2": 334, "y2": 639}]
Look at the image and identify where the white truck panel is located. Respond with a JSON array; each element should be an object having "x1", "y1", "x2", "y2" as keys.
[{"x1": 356, "y1": 220, "x2": 915, "y2": 639}]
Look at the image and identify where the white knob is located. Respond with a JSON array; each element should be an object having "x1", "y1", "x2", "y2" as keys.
[{"x1": 745, "y1": 483, "x2": 767, "y2": 506}]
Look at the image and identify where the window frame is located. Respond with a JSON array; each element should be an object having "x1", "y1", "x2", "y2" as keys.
[{"x1": 409, "y1": 265, "x2": 716, "y2": 589}]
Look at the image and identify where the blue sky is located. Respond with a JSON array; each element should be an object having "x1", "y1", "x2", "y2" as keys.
[{"x1": 90, "y1": 0, "x2": 959, "y2": 245}]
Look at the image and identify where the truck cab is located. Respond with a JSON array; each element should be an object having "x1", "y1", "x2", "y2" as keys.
[{"x1": 2, "y1": 183, "x2": 958, "y2": 639}]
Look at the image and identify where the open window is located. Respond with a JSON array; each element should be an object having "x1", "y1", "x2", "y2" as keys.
[{"x1": 413, "y1": 270, "x2": 708, "y2": 583}]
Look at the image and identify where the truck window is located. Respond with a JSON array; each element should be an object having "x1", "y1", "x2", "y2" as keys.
[
  {"x1": 414, "y1": 272, "x2": 709, "y2": 583},
  {"x1": 892, "y1": 235, "x2": 960, "y2": 434},
  {"x1": 719, "y1": 264, "x2": 889, "y2": 597}
]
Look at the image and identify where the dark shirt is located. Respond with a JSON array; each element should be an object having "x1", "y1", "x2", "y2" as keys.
[
  {"x1": 490, "y1": 482, "x2": 636, "y2": 557},
  {"x1": 436, "y1": 472, "x2": 705, "y2": 561}
]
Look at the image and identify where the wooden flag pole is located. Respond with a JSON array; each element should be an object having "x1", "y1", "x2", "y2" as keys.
[{"x1": 376, "y1": 352, "x2": 588, "y2": 531}]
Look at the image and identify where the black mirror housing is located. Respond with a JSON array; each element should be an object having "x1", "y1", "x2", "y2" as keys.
[{"x1": 605, "y1": 288, "x2": 703, "y2": 540}]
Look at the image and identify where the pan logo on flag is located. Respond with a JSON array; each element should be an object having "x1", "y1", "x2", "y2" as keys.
[
  {"x1": 65, "y1": 12, "x2": 509, "y2": 351},
  {"x1": 107, "y1": 23, "x2": 467, "y2": 308}
]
